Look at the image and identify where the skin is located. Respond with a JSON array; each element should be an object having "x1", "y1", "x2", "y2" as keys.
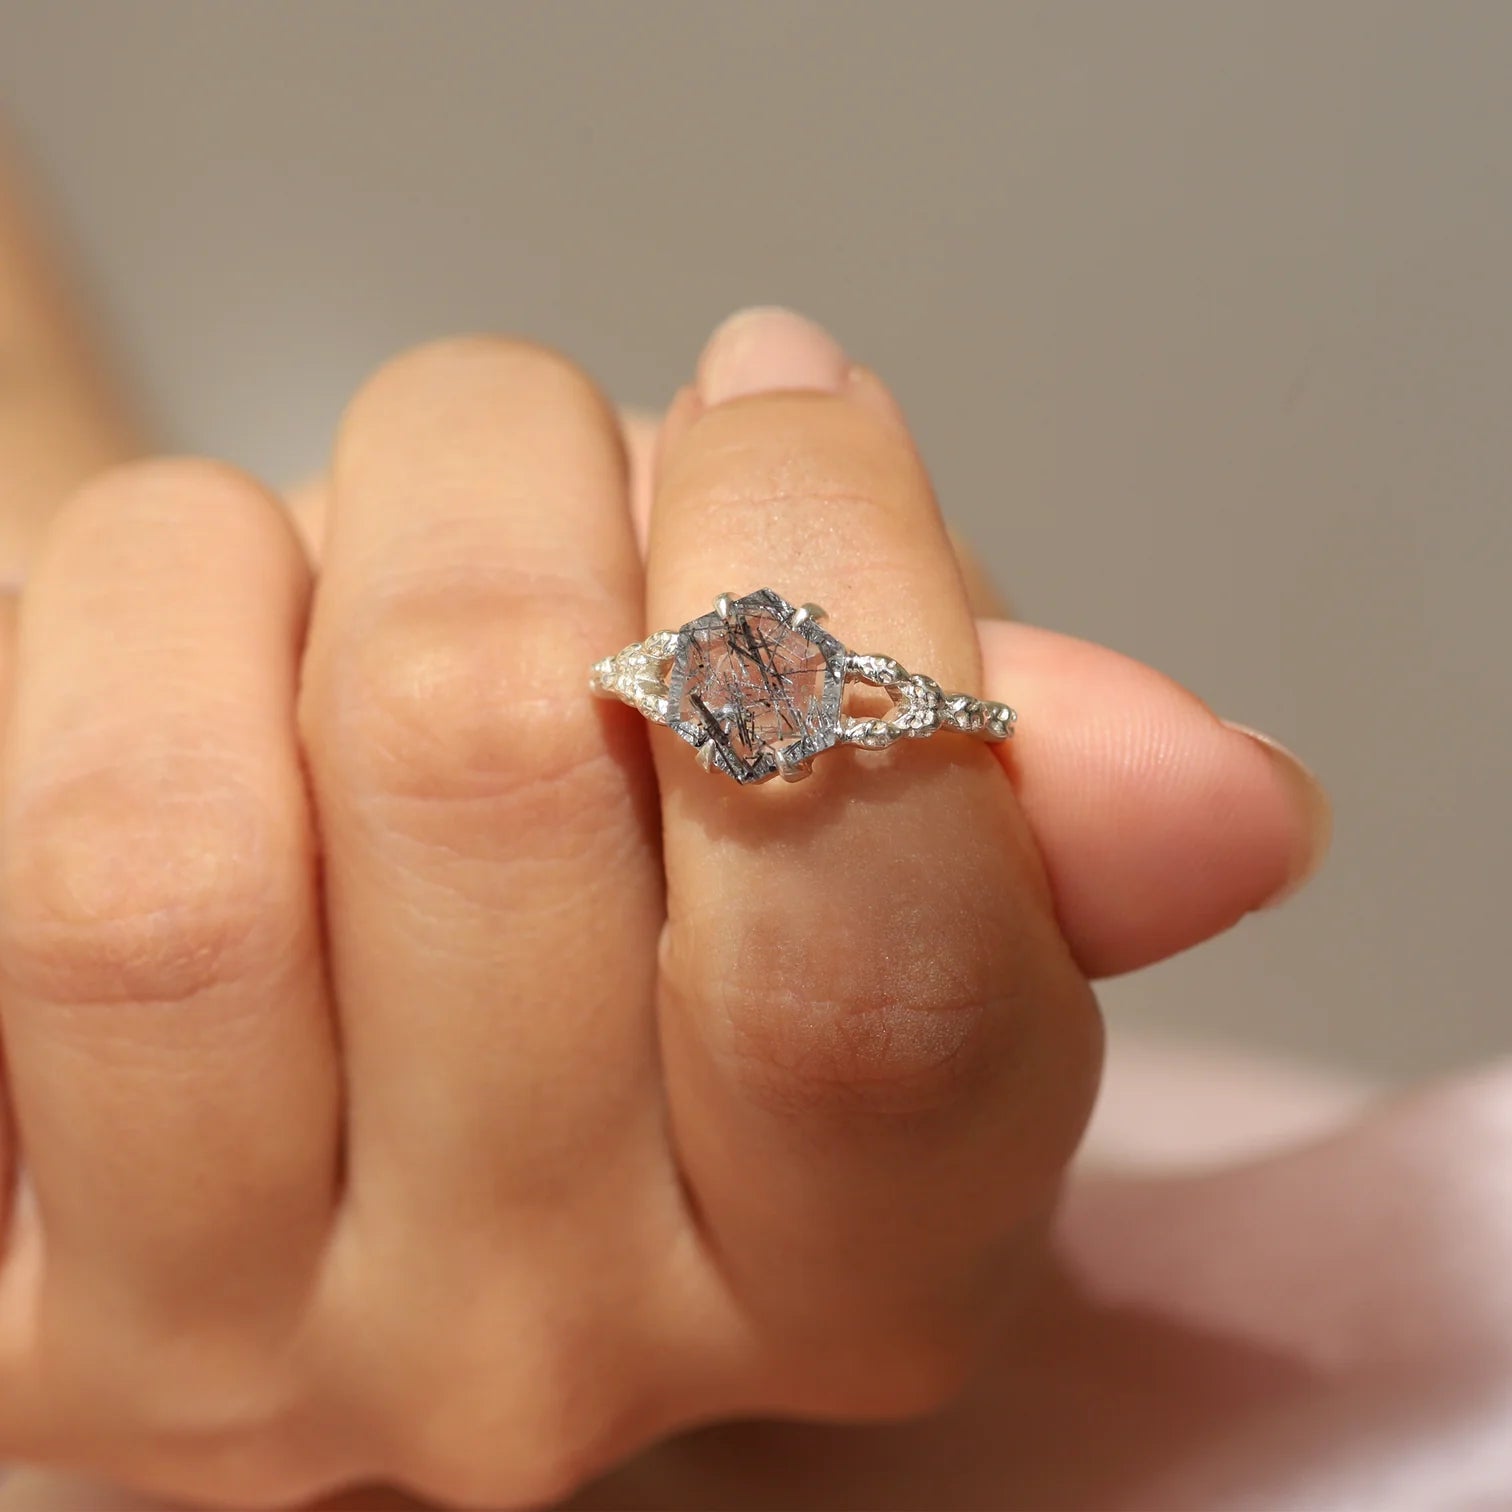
[{"x1": 0, "y1": 139, "x2": 1506, "y2": 1510}]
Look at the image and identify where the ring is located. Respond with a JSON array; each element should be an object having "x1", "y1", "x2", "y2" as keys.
[{"x1": 591, "y1": 587, "x2": 1016, "y2": 785}]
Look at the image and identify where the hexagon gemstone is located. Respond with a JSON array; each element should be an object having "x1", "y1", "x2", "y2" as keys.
[{"x1": 666, "y1": 589, "x2": 846, "y2": 783}]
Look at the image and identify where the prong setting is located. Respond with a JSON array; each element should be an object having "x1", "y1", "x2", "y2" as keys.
[
  {"x1": 596, "y1": 588, "x2": 1016, "y2": 785},
  {"x1": 774, "y1": 746, "x2": 813, "y2": 783}
]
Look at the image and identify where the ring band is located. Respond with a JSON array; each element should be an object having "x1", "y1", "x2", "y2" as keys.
[{"x1": 591, "y1": 587, "x2": 1016, "y2": 785}]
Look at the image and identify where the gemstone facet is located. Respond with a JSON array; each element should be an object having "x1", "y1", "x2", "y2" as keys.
[{"x1": 665, "y1": 589, "x2": 846, "y2": 783}]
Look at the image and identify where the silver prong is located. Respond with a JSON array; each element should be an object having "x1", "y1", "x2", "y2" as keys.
[
  {"x1": 798, "y1": 602, "x2": 827, "y2": 625},
  {"x1": 775, "y1": 747, "x2": 813, "y2": 783},
  {"x1": 696, "y1": 740, "x2": 719, "y2": 773},
  {"x1": 714, "y1": 592, "x2": 737, "y2": 622}
]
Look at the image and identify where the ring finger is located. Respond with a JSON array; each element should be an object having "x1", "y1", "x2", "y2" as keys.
[{"x1": 645, "y1": 309, "x2": 1102, "y2": 1412}]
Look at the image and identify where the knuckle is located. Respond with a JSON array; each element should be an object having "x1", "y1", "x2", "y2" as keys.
[
  {"x1": 132, "y1": 1351, "x2": 294, "y2": 1451},
  {"x1": 405, "y1": 1384, "x2": 616, "y2": 1512},
  {"x1": 42, "y1": 1317, "x2": 321, "y2": 1512},
  {"x1": 133, "y1": 1437, "x2": 325, "y2": 1512},
  {"x1": 53, "y1": 456, "x2": 281, "y2": 550},
  {"x1": 371, "y1": 1274, "x2": 637, "y2": 1511},
  {"x1": 407, "y1": 1434, "x2": 594, "y2": 1512},
  {"x1": 665, "y1": 915, "x2": 993, "y2": 1119},
  {"x1": 0, "y1": 758, "x2": 293, "y2": 1008},
  {"x1": 168, "y1": 1459, "x2": 324, "y2": 1512},
  {"x1": 304, "y1": 578, "x2": 623, "y2": 835},
  {"x1": 671, "y1": 398, "x2": 925, "y2": 534},
  {"x1": 340, "y1": 334, "x2": 612, "y2": 444},
  {"x1": 724, "y1": 986, "x2": 989, "y2": 1119},
  {"x1": 40, "y1": 458, "x2": 304, "y2": 607},
  {"x1": 682, "y1": 479, "x2": 898, "y2": 554}
]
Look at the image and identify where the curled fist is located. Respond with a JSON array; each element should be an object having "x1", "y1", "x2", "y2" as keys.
[{"x1": 0, "y1": 304, "x2": 1318, "y2": 1507}]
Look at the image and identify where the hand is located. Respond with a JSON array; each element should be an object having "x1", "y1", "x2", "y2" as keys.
[{"x1": 0, "y1": 154, "x2": 1321, "y2": 1506}]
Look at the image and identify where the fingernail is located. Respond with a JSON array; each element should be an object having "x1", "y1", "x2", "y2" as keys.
[
  {"x1": 1224, "y1": 723, "x2": 1333, "y2": 909},
  {"x1": 697, "y1": 306, "x2": 850, "y2": 406}
]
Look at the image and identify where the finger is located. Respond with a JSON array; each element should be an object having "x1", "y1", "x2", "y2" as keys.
[
  {"x1": 0, "y1": 597, "x2": 15, "y2": 1249},
  {"x1": 645, "y1": 309, "x2": 1101, "y2": 1410},
  {"x1": 0, "y1": 460, "x2": 338, "y2": 1335},
  {"x1": 0, "y1": 138, "x2": 141, "y2": 574},
  {"x1": 301, "y1": 342, "x2": 666, "y2": 1343},
  {"x1": 0, "y1": 137, "x2": 142, "y2": 1236},
  {"x1": 979, "y1": 620, "x2": 1331, "y2": 977},
  {"x1": 290, "y1": 397, "x2": 976, "y2": 596},
  {"x1": 285, "y1": 405, "x2": 663, "y2": 574}
]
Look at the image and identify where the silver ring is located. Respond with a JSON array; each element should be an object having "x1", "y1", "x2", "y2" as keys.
[{"x1": 591, "y1": 587, "x2": 1016, "y2": 786}]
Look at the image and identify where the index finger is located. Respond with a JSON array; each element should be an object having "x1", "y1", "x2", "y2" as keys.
[
  {"x1": 0, "y1": 136, "x2": 141, "y2": 574},
  {"x1": 0, "y1": 132, "x2": 142, "y2": 1283}
]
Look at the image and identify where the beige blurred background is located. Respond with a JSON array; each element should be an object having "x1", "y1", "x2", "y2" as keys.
[{"x1": 0, "y1": 2, "x2": 1504, "y2": 1078}]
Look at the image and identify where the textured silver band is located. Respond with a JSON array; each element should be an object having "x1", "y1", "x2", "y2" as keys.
[{"x1": 591, "y1": 588, "x2": 1015, "y2": 786}]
